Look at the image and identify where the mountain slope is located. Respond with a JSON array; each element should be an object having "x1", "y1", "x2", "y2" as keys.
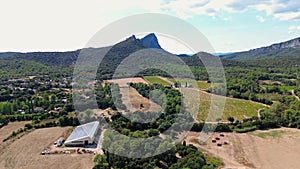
[
  {"x1": 140, "y1": 33, "x2": 162, "y2": 49},
  {"x1": 0, "y1": 33, "x2": 163, "y2": 67},
  {"x1": 221, "y1": 37, "x2": 300, "y2": 60}
]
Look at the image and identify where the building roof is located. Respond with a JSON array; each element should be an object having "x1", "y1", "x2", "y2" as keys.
[{"x1": 65, "y1": 121, "x2": 99, "y2": 144}]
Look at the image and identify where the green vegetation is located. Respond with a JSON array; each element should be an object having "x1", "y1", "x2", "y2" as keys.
[
  {"x1": 168, "y1": 78, "x2": 211, "y2": 90},
  {"x1": 261, "y1": 84, "x2": 294, "y2": 93},
  {"x1": 197, "y1": 81, "x2": 211, "y2": 90},
  {"x1": 93, "y1": 84, "x2": 221, "y2": 168},
  {"x1": 235, "y1": 126, "x2": 257, "y2": 133},
  {"x1": 144, "y1": 76, "x2": 171, "y2": 86},
  {"x1": 250, "y1": 130, "x2": 288, "y2": 139},
  {"x1": 94, "y1": 140, "x2": 222, "y2": 169},
  {"x1": 197, "y1": 92, "x2": 266, "y2": 121},
  {"x1": 257, "y1": 93, "x2": 288, "y2": 102},
  {"x1": 1, "y1": 34, "x2": 300, "y2": 168}
]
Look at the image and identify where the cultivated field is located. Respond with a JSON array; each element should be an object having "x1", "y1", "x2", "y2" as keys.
[
  {"x1": 106, "y1": 77, "x2": 162, "y2": 113},
  {"x1": 106, "y1": 77, "x2": 149, "y2": 87},
  {"x1": 0, "y1": 121, "x2": 31, "y2": 143},
  {"x1": 185, "y1": 127, "x2": 300, "y2": 169},
  {"x1": 0, "y1": 127, "x2": 94, "y2": 169},
  {"x1": 143, "y1": 76, "x2": 171, "y2": 86},
  {"x1": 108, "y1": 77, "x2": 266, "y2": 121},
  {"x1": 197, "y1": 90, "x2": 267, "y2": 121}
]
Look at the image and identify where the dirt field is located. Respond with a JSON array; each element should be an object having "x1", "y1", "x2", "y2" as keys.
[
  {"x1": 185, "y1": 128, "x2": 300, "y2": 169},
  {"x1": 0, "y1": 127, "x2": 94, "y2": 169},
  {"x1": 105, "y1": 77, "x2": 149, "y2": 87},
  {"x1": 106, "y1": 78, "x2": 162, "y2": 113},
  {"x1": 0, "y1": 121, "x2": 31, "y2": 143}
]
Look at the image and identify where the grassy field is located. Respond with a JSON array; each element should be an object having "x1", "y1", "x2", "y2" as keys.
[
  {"x1": 197, "y1": 81, "x2": 211, "y2": 90},
  {"x1": 168, "y1": 78, "x2": 211, "y2": 90},
  {"x1": 144, "y1": 76, "x2": 171, "y2": 86},
  {"x1": 197, "y1": 91, "x2": 266, "y2": 121},
  {"x1": 131, "y1": 76, "x2": 265, "y2": 121}
]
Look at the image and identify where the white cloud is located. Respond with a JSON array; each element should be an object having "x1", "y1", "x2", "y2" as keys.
[
  {"x1": 256, "y1": 15, "x2": 266, "y2": 22},
  {"x1": 160, "y1": 0, "x2": 233, "y2": 19},
  {"x1": 228, "y1": 0, "x2": 300, "y2": 21},
  {"x1": 274, "y1": 12, "x2": 300, "y2": 21},
  {"x1": 159, "y1": 0, "x2": 300, "y2": 21},
  {"x1": 227, "y1": 0, "x2": 270, "y2": 12},
  {"x1": 288, "y1": 25, "x2": 300, "y2": 34}
]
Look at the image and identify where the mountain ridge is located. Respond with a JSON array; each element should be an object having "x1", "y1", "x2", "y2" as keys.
[{"x1": 221, "y1": 37, "x2": 300, "y2": 60}]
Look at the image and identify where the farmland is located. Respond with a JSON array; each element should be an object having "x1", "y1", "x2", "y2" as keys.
[
  {"x1": 185, "y1": 128, "x2": 300, "y2": 169},
  {"x1": 143, "y1": 76, "x2": 171, "y2": 86},
  {"x1": 0, "y1": 121, "x2": 31, "y2": 143},
  {"x1": 0, "y1": 127, "x2": 94, "y2": 169},
  {"x1": 131, "y1": 76, "x2": 266, "y2": 121},
  {"x1": 167, "y1": 77, "x2": 211, "y2": 90},
  {"x1": 197, "y1": 91, "x2": 267, "y2": 121},
  {"x1": 105, "y1": 77, "x2": 162, "y2": 113}
]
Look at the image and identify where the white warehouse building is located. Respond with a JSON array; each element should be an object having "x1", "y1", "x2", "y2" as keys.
[{"x1": 65, "y1": 121, "x2": 99, "y2": 146}]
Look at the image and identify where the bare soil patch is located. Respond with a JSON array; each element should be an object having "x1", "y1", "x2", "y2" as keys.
[
  {"x1": 106, "y1": 78, "x2": 161, "y2": 113},
  {"x1": 0, "y1": 121, "x2": 31, "y2": 143},
  {"x1": 105, "y1": 77, "x2": 148, "y2": 87},
  {"x1": 0, "y1": 127, "x2": 94, "y2": 169},
  {"x1": 184, "y1": 128, "x2": 300, "y2": 169}
]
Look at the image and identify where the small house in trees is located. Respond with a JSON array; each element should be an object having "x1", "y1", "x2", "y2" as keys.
[{"x1": 65, "y1": 121, "x2": 99, "y2": 146}]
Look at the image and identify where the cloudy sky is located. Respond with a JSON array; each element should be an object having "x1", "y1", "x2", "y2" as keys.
[{"x1": 1, "y1": 0, "x2": 300, "y2": 53}]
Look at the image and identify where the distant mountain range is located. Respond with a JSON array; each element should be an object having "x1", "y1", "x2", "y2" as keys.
[
  {"x1": 0, "y1": 33, "x2": 163, "y2": 67},
  {"x1": 220, "y1": 37, "x2": 300, "y2": 60},
  {"x1": 1, "y1": 33, "x2": 300, "y2": 72}
]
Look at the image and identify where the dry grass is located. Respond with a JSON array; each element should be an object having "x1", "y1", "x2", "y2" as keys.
[
  {"x1": 0, "y1": 121, "x2": 31, "y2": 143},
  {"x1": 185, "y1": 128, "x2": 300, "y2": 169},
  {"x1": 120, "y1": 87, "x2": 162, "y2": 112},
  {"x1": 106, "y1": 78, "x2": 161, "y2": 113},
  {"x1": 0, "y1": 127, "x2": 94, "y2": 169},
  {"x1": 105, "y1": 77, "x2": 148, "y2": 87}
]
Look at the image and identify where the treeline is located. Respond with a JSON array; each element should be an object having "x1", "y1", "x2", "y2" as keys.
[
  {"x1": 130, "y1": 83, "x2": 182, "y2": 114},
  {"x1": 3, "y1": 115, "x2": 80, "y2": 142},
  {"x1": 95, "y1": 137, "x2": 222, "y2": 169},
  {"x1": 0, "y1": 111, "x2": 79, "y2": 129},
  {"x1": 75, "y1": 83, "x2": 125, "y2": 111}
]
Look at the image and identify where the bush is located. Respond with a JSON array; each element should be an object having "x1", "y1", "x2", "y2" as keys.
[
  {"x1": 235, "y1": 126, "x2": 257, "y2": 133},
  {"x1": 24, "y1": 123, "x2": 33, "y2": 129}
]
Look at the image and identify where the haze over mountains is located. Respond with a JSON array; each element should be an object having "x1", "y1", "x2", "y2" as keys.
[
  {"x1": 0, "y1": 33, "x2": 300, "y2": 68},
  {"x1": 220, "y1": 37, "x2": 300, "y2": 60}
]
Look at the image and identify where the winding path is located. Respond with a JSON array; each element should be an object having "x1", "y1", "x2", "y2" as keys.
[{"x1": 291, "y1": 90, "x2": 300, "y2": 101}]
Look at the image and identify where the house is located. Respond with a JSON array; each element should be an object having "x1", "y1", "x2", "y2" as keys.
[
  {"x1": 64, "y1": 121, "x2": 99, "y2": 146},
  {"x1": 34, "y1": 107, "x2": 44, "y2": 113},
  {"x1": 18, "y1": 110, "x2": 25, "y2": 115}
]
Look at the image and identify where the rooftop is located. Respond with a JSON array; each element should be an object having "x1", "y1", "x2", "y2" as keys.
[{"x1": 65, "y1": 121, "x2": 99, "y2": 143}]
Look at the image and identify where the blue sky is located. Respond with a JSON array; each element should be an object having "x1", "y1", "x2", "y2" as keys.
[{"x1": 0, "y1": 0, "x2": 300, "y2": 53}]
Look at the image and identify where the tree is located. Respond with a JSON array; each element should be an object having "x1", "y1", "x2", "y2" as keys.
[
  {"x1": 183, "y1": 140, "x2": 186, "y2": 147},
  {"x1": 227, "y1": 116, "x2": 235, "y2": 124}
]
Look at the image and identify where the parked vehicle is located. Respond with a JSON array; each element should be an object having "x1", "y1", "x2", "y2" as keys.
[{"x1": 56, "y1": 138, "x2": 64, "y2": 147}]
